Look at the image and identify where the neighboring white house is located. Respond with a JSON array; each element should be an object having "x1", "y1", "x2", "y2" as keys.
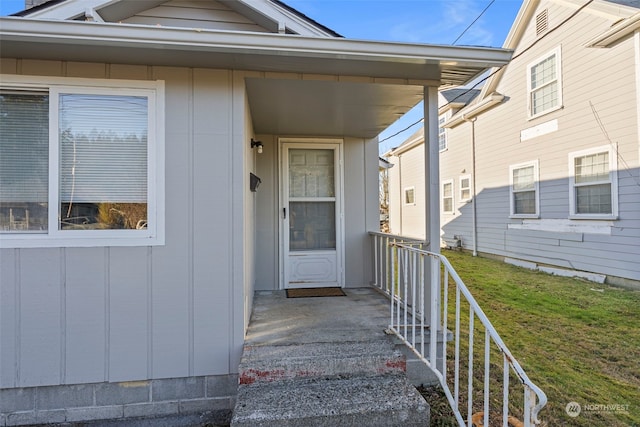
[
  {"x1": 0, "y1": 0, "x2": 511, "y2": 424},
  {"x1": 387, "y1": 0, "x2": 640, "y2": 288}
]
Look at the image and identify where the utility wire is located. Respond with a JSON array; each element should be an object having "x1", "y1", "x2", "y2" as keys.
[
  {"x1": 589, "y1": 101, "x2": 640, "y2": 187},
  {"x1": 453, "y1": 0, "x2": 495, "y2": 45},
  {"x1": 380, "y1": 0, "x2": 595, "y2": 147}
]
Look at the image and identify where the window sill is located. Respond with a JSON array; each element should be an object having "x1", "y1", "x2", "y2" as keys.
[
  {"x1": 509, "y1": 214, "x2": 540, "y2": 219},
  {"x1": 568, "y1": 214, "x2": 618, "y2": 221},
  {"x1": 0, "y1": 234, "x2": 164, "y2": 249},
  {"x1": 527, "y1": 104, "x2": 562, "y2": 121}
]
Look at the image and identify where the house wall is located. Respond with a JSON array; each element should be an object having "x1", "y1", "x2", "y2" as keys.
[
  {"x1": 122, "y1": 0, "x2": 268, "y2": 32},
  {"x1": 387, "y1": 145, "x2": 426, "y2": 240},
  {"x1": 440, "y1": 1, "x2": 640, "y2": 285},
  {"x1": 0, "y1": 59, "x2": 248, "y2": 423},
  {"x1": 253, "y1": 135, "x2": 378, "y2": 290}
]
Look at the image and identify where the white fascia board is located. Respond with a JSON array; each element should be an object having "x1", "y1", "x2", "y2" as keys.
[
  {"x1": 240, "y1": 0, "x2": 338, "y2": 37},
  {"x1": 587, "y1": 12, "x2": 640, "y2": 47},
  {"x1": 0, "y1": 17, "x2": 512, "y2": 72},
  {"x1": 22, "y1": 0, "x2": 121, "y2": 19},
  {"x1": 443, "y1": 92, "x2": 504, "y2": 128}
]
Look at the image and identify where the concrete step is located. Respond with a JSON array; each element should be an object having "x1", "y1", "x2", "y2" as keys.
[
  {"x1": 238, "y1": 341, "x2": 406, "y2": 385},
  {"x1": 231, "y1": 375, "x2": 429, "y2": 427}
]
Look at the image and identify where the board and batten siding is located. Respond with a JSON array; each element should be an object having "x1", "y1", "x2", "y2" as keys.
[
  {"x1": 440, "y1": 0, "x2": 640, "y2": 283},
  {"x1": 0, "y1": 59, "x2": 247, "y2": 388},
  {"x1": 122, "y1": 0, "x2": 268, "y2": 32}
]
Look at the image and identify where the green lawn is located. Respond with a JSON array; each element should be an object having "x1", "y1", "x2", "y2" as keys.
[{"x1": 424, "y1": 250, "x2": 640, "y2": 427}]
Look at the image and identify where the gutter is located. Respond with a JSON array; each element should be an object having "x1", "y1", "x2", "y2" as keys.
[{"x1": 443, "y1": 92, "x2": 504, "y2": 128}]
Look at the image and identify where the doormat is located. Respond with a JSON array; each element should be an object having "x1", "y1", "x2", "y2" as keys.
[{"x1": 286, "y1": 287, "x2": 346, "y2": 298}]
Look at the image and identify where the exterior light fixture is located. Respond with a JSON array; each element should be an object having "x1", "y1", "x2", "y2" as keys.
[{"x1": 251, "y1": 138, "x2": 264, "y2": 154}]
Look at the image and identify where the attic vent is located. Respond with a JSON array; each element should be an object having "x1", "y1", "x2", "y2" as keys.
[{"x1": 536, "y1": 9, "x2": 549, "y2": 36}]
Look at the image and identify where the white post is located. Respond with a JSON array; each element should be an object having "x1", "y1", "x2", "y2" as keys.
[{"x1": 423, "y1": 86, "x2": 441, "y2": 338}]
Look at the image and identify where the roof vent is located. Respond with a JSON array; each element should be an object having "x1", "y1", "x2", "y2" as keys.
[{"x1": 536, "y1": 9, "x2": 549, "y2": 36}]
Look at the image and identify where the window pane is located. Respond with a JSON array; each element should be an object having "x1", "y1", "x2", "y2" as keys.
[
  {"x1": 59, "y1": 94, "x2": 148, "y2": 230},
  {"x1": 443, "y1": 198, "x2": 453, "y2": 212},
  {"x1": 514, "y1": 191, "x2": 536, "y2": 214},
  {"x1": 576, "y1": 184, "x2": 611, "y2": 214},
  {"x1": 513, "y1": 166, "x2": 534, "y2": 191},
  {"x1": 443, "y1": 183, "x2": 452, "y2": 198},
  {"x1": 405, "y1": 188, "x2": 415, "y2": 204},
  {"x1": 289, "y1": 149, "x2": 334, "y2": 197},
  {"x1": 439, "y1": 116, "x2": 447, "y2": 151},
  {"x1": 575, "y1": 152, "x2": 609, "y2": 184},
  {"x1": 531, "y1": 81, "x2": 558, "y2": 115},
  {"x1": 530, "y1": 55, "x2": 556, "y2": 89},
  {"x1": 289, "y1": 201, "x2": 335, "y2": 250},
  {"x1": 0, "y1": 92, "x2": 49, "y2": 232}
]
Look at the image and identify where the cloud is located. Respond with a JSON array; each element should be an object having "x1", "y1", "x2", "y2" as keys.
[{"x1": 387, "y1": 0, "x2": 497, "y2": 46}]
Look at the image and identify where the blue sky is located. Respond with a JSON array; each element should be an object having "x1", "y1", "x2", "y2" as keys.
[{"x1": 0, "y1": 0, "x2": 523, "y2": 152}]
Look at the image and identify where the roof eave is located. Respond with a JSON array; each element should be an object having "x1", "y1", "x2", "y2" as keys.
[
  {"x1": 443, "y1": 92, "x2": 505, "y2": 128},
  {"x1": 0, "y1": 17, "x2": 512, "y2": 86},
  {"x1": 586, "y1": 11, "x2": 640, "y2": 47}
]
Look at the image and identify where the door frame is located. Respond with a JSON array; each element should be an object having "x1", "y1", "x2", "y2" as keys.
[{"x1": 278, "y1": 138, "x2": 345, "y2": 290}]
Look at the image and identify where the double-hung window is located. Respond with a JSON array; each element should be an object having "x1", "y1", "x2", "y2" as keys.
[
  {"x1": 569, "y1": 146, "x2": 617, "y2": 219},
  {"x1": 442, "y1": 179, "x2": 454, "y2": 214},
  {"x1": 0, "y1": 75, "x2": 165, "y2": 248},
  {"x1": 438, "y1": 116, "x2": 447, "y2": 151},
  {"x1": 509, "y1": 161, "x2": 539, "y2": 218},
  {"x1": 459, "y1": 175, "x2": 471, "y2": 202},
  {"x1": 404, "y1": 186, "x2": 415, "y2": 205},
  {"x1": 527, "y1": 47, "x2": 562, "y2": 118}
]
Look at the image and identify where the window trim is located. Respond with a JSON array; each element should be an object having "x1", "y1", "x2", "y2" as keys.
[
  {"x1": 568, "y1": 145, "x2": 618, "y2": 220},
  {"x1": 403, "y1": 186, "x2": 416, "y2": 206},
  {"x1": 0, "y1": 74, "x2": 165, "y2": 248},
  {"x1": 459, "y1": 174, "x2": 472, "y2": 202},
  {"x1": 509, "y1": 160, "x2": 540, "y2": 218},
  {"x1": 441, "y1": 179, "x2": 454, "y2": 214},
  {"x1": 527, "y1": 46, "x2": 562, "y2": 119},
  {"x1": 438, "y1": 115, "x2": 448, "y2": 152}
]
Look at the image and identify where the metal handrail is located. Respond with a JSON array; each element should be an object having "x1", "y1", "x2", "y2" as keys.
[{"x1": 370, "y1": 232, "x2": 547, "y2": 427}]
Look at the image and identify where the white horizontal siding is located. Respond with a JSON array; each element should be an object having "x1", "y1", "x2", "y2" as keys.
[
  {"x1": 121, "y1": 0, "x2": 268, "y2": 32},
  {"x1": 439, "y1": 0, "x2": 640, "y2": 282}
]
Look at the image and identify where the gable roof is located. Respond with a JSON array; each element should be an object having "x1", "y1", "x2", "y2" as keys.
[
  {"x1": 13, "y1": 0, "x2": 342, "y2": 37},
  {"x1": 1, "y1": 0, "x2": 512, "y2": 138},
  {"x1": 443, "y1": 0, "x2": 639, "y2": 127}
]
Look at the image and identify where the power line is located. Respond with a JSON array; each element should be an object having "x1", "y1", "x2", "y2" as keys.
[
  {"x1": 380, "y1": 0, "x2": 596, "y2": 146},
  {"x1": 453, "y1": 0, "x2": 495, "y2": 45}
]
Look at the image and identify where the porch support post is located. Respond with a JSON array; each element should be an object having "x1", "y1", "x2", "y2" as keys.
[{"x1": 423, "y1": 85, "x2": 441, "y2": 330}]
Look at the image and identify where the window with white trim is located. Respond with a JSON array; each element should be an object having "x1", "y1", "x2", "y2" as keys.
[
  {"x1": 527, "y1": 47, "x2": 562, "y2": 118},
  {"x1": 569, "y1": 146, "x2": 617, "y2": 218},
  {"x1": 0, "y1": 75, "x2": 165, "y2": 248},
  {"x1": 442, "y1": 179, "x2": 454, "y2": 213},
  {"x1": 459, "y1": 175, "x2": 471, "y2": 202},
  {"x1": 509, "y1": 161, "x2": 539, "y2": 217},
  {"x1": 438, "y1": 116, "x2": 447, "y2": 151},
  {"x1": 404, "y1": 186, "x2": 415, "y2": 205}
]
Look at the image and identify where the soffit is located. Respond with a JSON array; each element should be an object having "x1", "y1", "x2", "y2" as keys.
[{"x1": 0, "y1": 17, "x2": 512, "y2": 138}]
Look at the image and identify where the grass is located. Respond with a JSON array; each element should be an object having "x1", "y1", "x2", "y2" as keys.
[{"x1": 420, "y1": 250, "x2": 640, "y2": 427}]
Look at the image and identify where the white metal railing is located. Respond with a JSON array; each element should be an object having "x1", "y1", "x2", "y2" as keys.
[{"x1": 370, "y1": 232, "x2": 547, "y2": 427}]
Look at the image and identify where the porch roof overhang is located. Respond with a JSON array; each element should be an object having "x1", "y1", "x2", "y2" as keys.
[{"x1": 0, "y1": 17, "x2": 512, "y2": 138}]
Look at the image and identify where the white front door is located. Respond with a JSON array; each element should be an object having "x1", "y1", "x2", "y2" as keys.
[{"x1": 280, "y1": 139, "x2": 344, "y2": 289}]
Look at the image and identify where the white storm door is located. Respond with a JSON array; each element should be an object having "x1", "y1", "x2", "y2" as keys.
[{"x1": 281, "y1": 141, "x2": 343, "y2": 289}]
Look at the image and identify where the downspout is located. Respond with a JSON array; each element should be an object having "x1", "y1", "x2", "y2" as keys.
[{"x1": 463, "y1": 115, "x2": 478, "y2": 256}]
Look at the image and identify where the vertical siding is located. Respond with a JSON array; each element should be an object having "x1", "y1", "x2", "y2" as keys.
[
  {"x1": 192, "y1": 68, "x2": 232, "y2": 375},
  {"x1": 0, "y1": 60, "x2": 242, "y2": 387},
  {"x1": 64, "y1": 248, "x2": 107, "y2": 384}
]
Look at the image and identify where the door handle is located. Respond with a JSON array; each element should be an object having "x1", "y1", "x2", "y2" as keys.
[{"x1": 283, "y1": 207, "x2": 286, "y2": 219}]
